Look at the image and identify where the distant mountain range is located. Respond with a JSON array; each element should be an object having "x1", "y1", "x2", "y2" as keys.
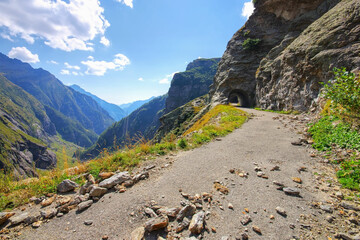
[
  {"x1": 118, "y1": 97, "x2": 156, "y2": 116},
  {"x1": 81, "y1": 58, "x2": 220, "y2": 159},
  {"x1": 0, "y1": 53, "x2": 113, "y2": 143},
  {"x1": 69, "y1": 85, "x2": 126, "y2": 121}
]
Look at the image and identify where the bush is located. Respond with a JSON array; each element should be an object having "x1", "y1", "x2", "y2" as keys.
[
  {"x1": 177, "y1": 138, "x2": 187, "y2": 149},
  {"x1": 242, "y1": 38, "x2": 261, "y2": 50},
  {"x1": 322, "y1": 68, "x2": 360, "y2": 116}
]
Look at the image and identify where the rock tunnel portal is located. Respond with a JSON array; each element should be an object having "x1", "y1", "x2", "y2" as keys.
[{"x1": 228, "y1": 90, "x2": 250, "y2": 107}]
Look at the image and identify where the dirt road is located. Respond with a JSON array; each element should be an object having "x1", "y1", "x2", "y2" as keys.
[{"x1": 18, "y1": 109, "x2": 330, "y2": 239}]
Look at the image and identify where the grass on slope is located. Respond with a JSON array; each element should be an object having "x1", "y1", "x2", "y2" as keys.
[
  {"x1": 0, "y1": 105, "x2": 247, "y2": 211},
  {"x1": 308, "y1": 68, "x2": 360, "y2": 191}
]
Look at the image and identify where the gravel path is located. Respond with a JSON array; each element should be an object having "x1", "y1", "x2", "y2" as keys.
[{"x1": 18, "y1": 109, "x2": 325, "y2": 240}]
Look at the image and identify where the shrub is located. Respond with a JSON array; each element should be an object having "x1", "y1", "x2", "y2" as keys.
[
  {"x1": 177, "y1": 138, "x2": 187, "y2": 149},
  {"x1": 322, "y1": 68, "x2": 360, "y2": 116},
  {"x1": 242, "y1": 38, "x2": 261, "y2": 50}
]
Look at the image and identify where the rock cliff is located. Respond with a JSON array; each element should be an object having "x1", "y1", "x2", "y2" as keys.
[
  {"x1": 0, "y1": 75, "x2": 56, "y2": 177},
  {"x1": 256, "y1": 0, "x2": 360, "y2": 111},
  {"x1": 165, "y1": 58, "x2": 220, "y2": 113},
  {"x1": 210, "y1": 0, "x2": 340, "y2": 109}
]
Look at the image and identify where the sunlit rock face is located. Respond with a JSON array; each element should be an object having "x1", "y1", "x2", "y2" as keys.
[{"x1": 210, "y1": 0, "x2": 340, "y2": 108}]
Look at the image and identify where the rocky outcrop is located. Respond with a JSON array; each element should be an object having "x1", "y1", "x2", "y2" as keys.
[
  {"x1": 256, "y1": 0, "x2": 360, "y2": 111},
  {"x1": 155, "y1": 96, "x2": 209, "y2": 141},
  {"x1": 166, "y1": 58, "x2": 220, "y2": 113},
  {"x1": 210, "y1": 0, "x2": 340, "y2": 108}
]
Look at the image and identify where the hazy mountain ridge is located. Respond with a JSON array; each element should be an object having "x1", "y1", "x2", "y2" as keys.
[
  {"x1": 118, "y1": 97, "x2": 155, "y2": 116},
  {"x1": 70, "y1": 85, "x2": 126, "y2": 121}
]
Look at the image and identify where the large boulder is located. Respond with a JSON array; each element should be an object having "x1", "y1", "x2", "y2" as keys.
[
  {"x1": 57, "y1": 179, "x2": 79, "y2": 193},
  {"x1": 98, "y1": 171, "x2": 131, "y2": 189}
]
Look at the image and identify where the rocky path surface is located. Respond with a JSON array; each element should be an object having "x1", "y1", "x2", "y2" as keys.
[{"x1": 11, "y1": 109, "x2": 357, "y2": 239}]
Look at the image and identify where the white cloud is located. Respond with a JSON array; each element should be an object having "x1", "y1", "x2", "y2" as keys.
[
  {"x1": 242, "y1": 1, "x2": 255, "y2": 19},
  {"x1": 60, "y1": 69, "x2": 70, "y2": 75},
  {"x1": 65, "y1": 62, "x2": 81, "y2": 70},
  {"x1": 100, "y1": 36, "x2": 110, "y2": 46},
  {"x1": 8, "y1": 47, "x2": 39, "y2": 63},
  {"x1": 49, "y1": 60, "x2": 58, "y2": 65},
  {"x1": 138, "y1": 77, "x2": 144, "y2": 81},
  {"x1": 81, "y1": 54, "x2": 130, "y2": 76},
  {"x1": 72, "y1": 71, "x2": 79, "y2": 76},
  {"x1": 117, "y1": 0, "x2": 133, "y2": 8},
  {"x1": 159, "y1": 72, "x2": 179, "y2": 84},
  {"x1": 0, "y1": 0, "x2": 110, "y2": 51},
  {"x1": 1, "y1": 33, "x2": 13, "y2": 41}
]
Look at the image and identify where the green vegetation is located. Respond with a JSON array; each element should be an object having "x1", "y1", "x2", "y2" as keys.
[
  {"x1": 322, "y1": 68, "x2": 360, "y2": 116},
  {"x1": 254, "y1": 108, "x2": 300, "y2": 115},
  {"x1": 177, "y1": 138, "x2": 188, "y2": 149},
  {"x1": 0, "y1": 104, "x2": 247, "y2": 211},
  {"x1": 309, "y1": 68, "x2": 360, "y2": 191},
  {"x1": 242, "y1": 38, "x2": 261, "y2": 50},
  {"x1": 184, "y1": 105, "x2": 248, "y2": 146}
]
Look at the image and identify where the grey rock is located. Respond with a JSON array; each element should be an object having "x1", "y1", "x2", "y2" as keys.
[
  {"x1": 57, "y1": 179, "x2": 78, "y2": 193},
  {"x1": 353, "y1": 235, "x2": 360, "y2": 240},
  {"x1": 10, "y1": 213, "x2": 29, "y2": 225},
  {"x1": 132, "y1": 171, "x2": 149, "y2": 183},
  {"x1": 189, "y1": 211, "x2": 205, "y2": 234},
  {"x1": 335, "y1": 233, "x2": 352, "y2": 240},
  {"x1": 320, "y1": 205, "x2": 333, "y2": 213},
  {"x1": 131, "y1": 226, "x2": 145, "y2": 240},
  {"x1": 144, "y1": 208, "x2": 157, "y2": 218},
  {"x1": 77, "y1": 200, "x2": 93, "y2": 212},
  {"x1": 240, "y1": 214, "x2": 252, "y2": 225},
  {"x1": 89, "y1": 186, "x2": 107, "y2": 198},
  {"x1": 341, "y1": 202, "x2": 360, "y2": 211},
  {"x1": 40, "y1": 208, "x2": 57, "y2": 219},
  {"x1": 144, "y1": 215, "x2": 169, "y2": 232},
  {"x1": 84, "y1": 220, "x2": 93, "y2": 226},
  {"x1": 276, "y1": 206, "x2": 287, "y2": 216},
  {"x1": 283, "y1": 187, "x2": 300, "y2": 196},
  {"x1": 157, "y1": 207, "x2": 180, "y2": 218},
  {"x1": 256, "y1": 0, "x2": 358, "y2": 111},
  {"x1": 79, "y1": 181, "x2": 94, "y2": 195},
  {"x1": 176, "y1": 204, "x2": 196, "y2": 221},
  {"x1": 326, "y1": 215, "x2": 335, "y2": 223},
  {"x1": 98, "y1": 171, "x2": 131, "y2": 189}
]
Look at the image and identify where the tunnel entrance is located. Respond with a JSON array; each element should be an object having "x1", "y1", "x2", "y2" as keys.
[{"x1": 228, "y1": 90, "x2": 250, "y2": 107}]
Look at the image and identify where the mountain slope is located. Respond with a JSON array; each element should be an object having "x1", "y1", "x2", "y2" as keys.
[
  {"x1": 0, "y1": 75, "x2": 56, "y2": 177},
  {"x1": 81, "y1": 95, "x2": 167, "y2": 159},
  {"x1": 70, "y1": 85, "x2": 126, "y2": 121},
  {"x1": 0, "y1": 53, "x2": 114, "y2": 135},
  {"x1": 165, "y1": 58, "x2": 220, "y2": 113},
  {"x1": 119, "y1": 97, "x2": 155, "y2": 116}
]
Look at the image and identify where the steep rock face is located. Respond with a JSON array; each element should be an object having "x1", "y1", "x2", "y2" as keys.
[
  {"x1": 256, "y1": 0, "x2": 360, "y2": 111},
  {"x1": 0, "y1": 53, "x2": 114, "y2": 135},
  {"x1": 166, "y1": 58, "x2": 220, "y2": 113},
  {"x1": 0, "y1": 75, "x2": 56, "y2": 177},
  {"x1": 210, "y1": 0, "x2": 339, "y2": 107}
]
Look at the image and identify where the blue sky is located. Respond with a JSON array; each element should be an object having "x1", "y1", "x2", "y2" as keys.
[{"x1": 0, "y1": 0, "x2": 254, "y2": 104}]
